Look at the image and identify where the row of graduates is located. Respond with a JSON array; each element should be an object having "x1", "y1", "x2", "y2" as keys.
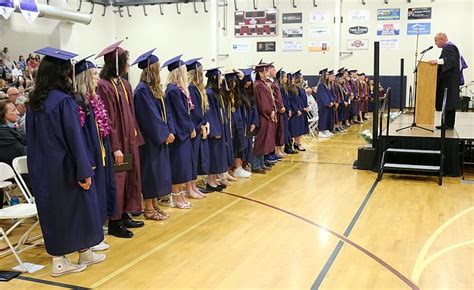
[
  {"x1": 24, "y1": 42, "x2": 312, "y2": 276},
  {"x1": 316, "y1": 68, "x2": 384, "y2": 138}
]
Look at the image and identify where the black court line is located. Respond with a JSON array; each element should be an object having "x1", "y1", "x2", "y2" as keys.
[
  {"x1": 311, "y1": 179, "x2": 379, "y2": 289},
  {"x1": 220, "y1": 187, "x2": 418, "y2": 290},
  {"x1": 280, "y1": 160, "x2": 353, "y2": 166},
  {"x1": 16, "y1": 276, "x2": 90, "y2": 290}
]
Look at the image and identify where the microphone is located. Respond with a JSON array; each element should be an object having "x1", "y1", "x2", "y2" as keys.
[{"x1": 420, "y1": 46, "x2": 433, "y2": 54}]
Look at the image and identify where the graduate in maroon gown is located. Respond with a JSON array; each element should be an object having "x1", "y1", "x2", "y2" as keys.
[
  {"x1": 163, "y1": 55, "x2": 195, "y2": 209},
  {"x1": 252, "y1": 62, "x2": 276, "y2": 171},
  {"x1": 132, "y1": 49, "x2": 173, "y2": 221},
  {"x1": 267, "y1": 65, "x2": 286, "y2": 158},
  {"x1": 358, "y1": 73, "x2": 369, "y2": 120},
  {"x1": 96, "y1": 41, "x2": 144, "y2": 238},
  {"x1": 27, "y1": 47, "x2": 105, "y2": 276}
]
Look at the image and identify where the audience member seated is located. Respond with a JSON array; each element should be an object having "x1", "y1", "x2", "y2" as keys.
[
  {"x1": 16, "y1": 95, "x2": 27, "y2": 133},
  {"x1": 7, "y1": 87, "x2": 21, "y2": 103},
  {"x1": 0, "y1": 100, "x2": 27, "y2": 165},
  {"x1": 12, "y1": 63, "x2": 23, "y2": 82}
]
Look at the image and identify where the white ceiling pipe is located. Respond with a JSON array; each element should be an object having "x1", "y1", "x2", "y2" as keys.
[{"x1": 14, "y1": 3, "x2": 92, "y2": 25}]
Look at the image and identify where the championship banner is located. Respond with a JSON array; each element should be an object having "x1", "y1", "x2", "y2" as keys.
[
  {"x1": 19, "y1": 0, "x2": 40, "y2": 24},
  {"x1": 0, "y1": 0, "x2": 15, "y2": 19},
  {"x1": 234, "y1": 10, "x2": 277, "y2": 37}
]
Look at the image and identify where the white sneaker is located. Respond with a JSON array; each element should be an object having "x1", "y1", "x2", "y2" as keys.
[
  {"x1": 91, "y1": 240, "x2": 109, "y2": 251},
  {"x1": 78, "y1": 249, "x2": 106, "y2": 266},
  {"x1": 51, "y1": 256, "x2": 86, "y2": 277},
  {"x1": 233, "y1": 167, "x2": 251, "y2": 178},
  {"x1": 324, "y1": 130, "x2": 334, "y2": 136},
  {"x1": 318, "y1": 132, "x2": 329, "y2": 138}
]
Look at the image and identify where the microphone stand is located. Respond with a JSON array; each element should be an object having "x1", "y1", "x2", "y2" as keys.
[{"x1": 397, "y1": 40, "x2": 434, "y2": 132}]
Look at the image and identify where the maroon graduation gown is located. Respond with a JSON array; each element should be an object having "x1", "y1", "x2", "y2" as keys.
[
  {"x1": 269, "y1": 80, "x2": 285, "y2": 146},
  {"x1": 253, "y1": 79, "x2": 276, "y2": 155},
  {"x1": 96, "y1": 78, "x2": 144, "y2": 219}
]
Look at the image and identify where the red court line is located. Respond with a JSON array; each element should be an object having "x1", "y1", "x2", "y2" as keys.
[{"x1": 220, "y1": 191, "x2": 419, "y2": 290}]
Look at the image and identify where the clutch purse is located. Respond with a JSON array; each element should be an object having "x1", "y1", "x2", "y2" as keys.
[{"x1": 114, "y1": 154, "x2": 133, "y2": 172}]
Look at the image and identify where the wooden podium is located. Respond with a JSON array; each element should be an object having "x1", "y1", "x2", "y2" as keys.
[{"x1": 415, "y1": 61, "x2": 438, "y2": 126}]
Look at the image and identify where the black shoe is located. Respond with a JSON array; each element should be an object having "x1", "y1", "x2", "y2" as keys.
[
  {"x1": 435, "y1": 125, "x2": 443, "y2": 130},
  {"x1": 206, "y1": 183, "x2": 223, "y2": 192},
  {"x1": 122, "y1": 213, "x2": 145, "y2": 228},
  {"x1": 108, "y1": 220, "x2": 133, "y2": 238},
  {"x1": 198, "y1": 186, "x2": 213, "y2": 193}
]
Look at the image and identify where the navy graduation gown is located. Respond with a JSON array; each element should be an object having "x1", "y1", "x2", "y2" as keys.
[
  {"x1": 166, "y1": 83, "x2": 194, "y2": 184},
  {"x1": 298, "y1": 87, "x2": 310, "y2": 135},
  {"x1": 189, "y1": 84, "x2": 210, "y2": 177},
  {"x1": 232, "y1": 102, "x2": 247, "y2": 158},
  {"x1": 280, "y1": 87, "x2": 292, "y2": 144},
  {"x1": 242, "y1": 92, "x2": 259, "y2": 163},
  {"x1": 316, "y1": 83, "x2": 332, "y2": 131},
  {"x1": 206, "y1": 88, "x2": 228, "y2": 174},
  {"x1": 289, "y1": 89, "x2": 302, "y2": 138},
  {"x1": 81, "y1": 103, "x2": 117, "y2": 221},
  {"x1": 134, "y1": 82, "x2": 173, "y2": 198},
  {"x1": 26, "y1": 90, "x2": 103, "y2": 256}
]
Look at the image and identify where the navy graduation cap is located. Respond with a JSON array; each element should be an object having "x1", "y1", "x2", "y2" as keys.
[
  {"x1": 34, "y1": 47, "x2": 78, "y2": 61},
  {"x1": 276, "y1": 68, "x2": 284, "y2": 80},
  {"x1": 132, "y1": 48, "x2": 159, "y2": 70},
  {"x1": 162, "y1": 54, "x2": 184, "y2": 72},
  {"x1": 205, "y1": 67, "x2": 223, "y2": 78},
  {"x1": 185, "y1": 57, "x2": 203, "y2": 71},
  {"x1": 240, "y1": 68, "x2": 253, "y2": 82},
  {"x1": 294, "y1": 70, "x2": 302, "y2": 77},
  {"x1": 224, "y1": 71, "x2": 238, "y2": 81},
  {"x1": 75, "y1": 54, "x2": 96, "y2": 75},
  {"x1": 319, "y1": 68, "x2": 328, "y2": 75},
  {"x1": 328, "y1": 70, "x2": 335, "y2": 75}
]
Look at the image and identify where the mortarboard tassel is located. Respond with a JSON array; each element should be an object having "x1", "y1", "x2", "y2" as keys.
[
  {"x1": 115, "y1": 49, "x2": 119, "y2": 77},
  {"x1": 72, "y1": 60, "x2": 77, "y2": 93},
  {"x1": 147, "y1": 58, "x2": 151, "y2": 83}
]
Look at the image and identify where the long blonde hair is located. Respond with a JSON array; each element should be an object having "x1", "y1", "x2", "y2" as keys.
[
  {"x1": 167, "y1": 65, "x2": 189, "y2": 96},
  {"x1": 140, "y1": 62, "x2": 164, "y2": 99},
  {"x1": 75, "y1": 69, "x2": 95, "y2": 99},
  {"x1": 187, "y1": 65, "x2": 209, "y2": 111}
]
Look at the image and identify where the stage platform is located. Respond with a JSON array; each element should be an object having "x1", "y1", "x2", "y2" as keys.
[{"x1": 380, "y1": 111, "x2": 474, "y2": 177}]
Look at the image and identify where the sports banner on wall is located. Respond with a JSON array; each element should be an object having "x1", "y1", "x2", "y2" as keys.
[
  {"x1": 282, "y1": 26, "x2": 303, "y2": 38},
  {"x1": 0, "y1": 0, "x2": 15, "y2": 19},
  {"x1": 308, "y1": 41, "x2": 330, "y2": 53},
  {"x1": 309, "y1": 26, "x2": 330, "y2": 38},
  {"x1": 407, "y1": 22, "x2": 431, "y2": 35},
  {"x1": 257, "y1": 41, "x2": 276, "y2": 52},
  {"x1": 282, "y1": 40, "x2": 302, "y2": 52},
  {"x1": 376, "y1": 23, "x2": 400, "y2": 36},
  {"x1": 19, "y1": 0, "x2": 40, "y2": 24},
  {"x1": 377, "y1": 8, "x2": 400, "y2": 20},
  {"x1": 347, "y1": 39, "x2": 369, "y2": 50},
  {"x1": 234, "y1": 10, "x2": 277, "y2": 37},
  {"x1": 408, "y1": 7, "x2": 432, "y2": 20},
  {"x1": 282, "y1": 12, "x2": 302, "y2": 24},
  {"x1": 379, "y1": 39, "x2": 400, "y2": 50},
  {"x1": 309, "y1": 11, "x2": 330, "y2": 23},
  {"x1": 348, "y1": 26, "x2": 368, "y2": 35},
  {"x1": 348, "y1": 10, "x2": 370, "y2": 22}
]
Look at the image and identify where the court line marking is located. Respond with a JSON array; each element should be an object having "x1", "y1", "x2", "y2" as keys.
[
  {"x1": 90, "y1": 163, "x2": 300, "y2": 288},
  {"x1": 16, "y1": 276, "x2": 90, "y2": 289},
  {"x1": 280, "y1": 160, "x2": 353, "y2": 166},
  {"x1": 411, "y1": 207, "x2": 474, "y2": 283},
  {"x1": 220, "y1": 187, "x2": 419, "y2": 290}
]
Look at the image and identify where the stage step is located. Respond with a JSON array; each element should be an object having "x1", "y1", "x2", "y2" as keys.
[
  {"x1": 386, "y1": 148, "x2": 441, "y2": 155},
  {"x1": 383, "y1": 163, "x2": 441, "y2": 172}
]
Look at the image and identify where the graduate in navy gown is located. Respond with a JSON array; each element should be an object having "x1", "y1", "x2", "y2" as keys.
[
  {"x1": 163, "y1": 55, "x2": 195, "y2": 209},
  {"x1": 238, "y1": 68, "x2": 260, "y2": 174},
  {"x1": 74, "y1": 55, "x2": 117, "y2": 251},
  {"x1": 96, "y1": 41, "x2": 144, "y2": 238},
  {"x1": 223, "y1": 71, "x2": 250, "y2": 179},
  {"x1": 132, "y1": 49, "x2": 173, "y2": 220},
  {"x1": 26, "y1": 48, "x2": 105, "y2": 277},
  {"x1": 294, "y1": 71, "x2": 308, "y2": 151},
  {"x1": 205, "y1": 68, "x2": 228, "y2": 190},
  {"x1": 288, "y1": 73, "x2": 303, "y2": 150},
  {"x1": 278, "y1": 70, "x2": 295, "y2": 155},
  {"x1": 185, "y1": 58, "x2": 211, "y2": 196},
  {"x1": 316, "y1": 69, "x2": 334, "y2": 137}
]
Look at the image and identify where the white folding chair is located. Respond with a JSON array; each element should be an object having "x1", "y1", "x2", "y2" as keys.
[
  {"x1": 0, "y1": 162, "x2": 15, "y2": 204},
  {"x1": 306, "y1": 111, "x2": 319, "y2": 138},
  {"x1": 0, "y1": 203, "x2": 41, "y2": 272},
  {"x1": 12, "y1": 156, "x2": 34, "y2": 204}
]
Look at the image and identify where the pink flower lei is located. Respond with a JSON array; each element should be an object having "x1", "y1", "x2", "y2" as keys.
[
  {"x1": 88, "y1": 92, "x2": 111, "y2": 138},
  {"x1": 77, "y1": 105, "x2": 86, "y2": 127}
]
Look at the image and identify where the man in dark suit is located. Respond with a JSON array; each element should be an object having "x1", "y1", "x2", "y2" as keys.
[{"x1": 429, "y1": 32, "x2": 461, "y2": 129}]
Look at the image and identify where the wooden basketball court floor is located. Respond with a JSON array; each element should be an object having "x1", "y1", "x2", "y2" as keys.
[{"x1": 1, "y1": 119, "x2": 473, "y2": 290}]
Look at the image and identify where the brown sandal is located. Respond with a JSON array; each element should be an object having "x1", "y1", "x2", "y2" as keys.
[
  {"x1": 153, "y1": 205, "x2": 170, "y2": 219},
  {"x1": 144, "y1": 209, "x2": 168, "y2": 221}
]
